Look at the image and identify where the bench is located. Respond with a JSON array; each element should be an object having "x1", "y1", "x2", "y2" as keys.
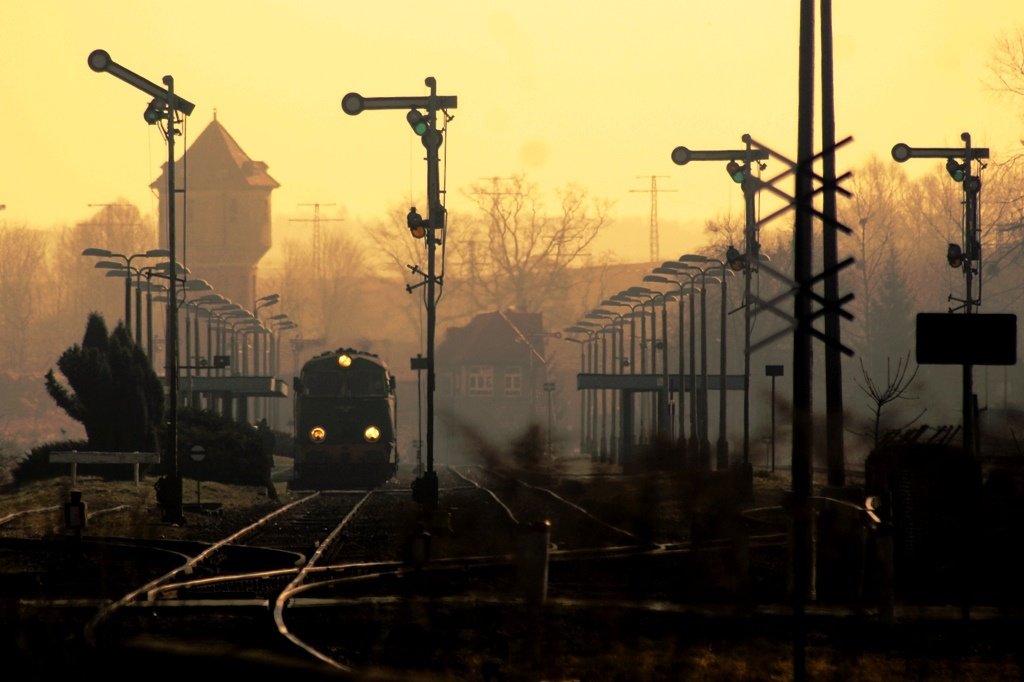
[{"x1": 50, "y1": 451, "x2": 160, "y2": 488}]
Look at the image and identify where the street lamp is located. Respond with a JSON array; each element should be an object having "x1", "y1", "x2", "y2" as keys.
[
  {"x1": 602, "y1": 293, "x2": 651, "y2": 457},
  {"x1": 605, "y1": 286, "x2": 676, "y2": 456},
  {"x1": 83, "y1": 247, "x2": 170, "y2": 341},
  {"x1": 563, "y1": 331, "x2": 592, "y2": 457},
  {"x1": 252, "y1": 294, "x2": 281, "y2": 419},
  {"x1": 587, "y1": 308, "x2": 628, "y2": 462},
  {"x1": 200, "y1": 299, "x2": 241, "y2": 379},
  {"x1": 192, "y1": 294, "x2": 231, "y2": 371},
  {"x1": 154, "y1": 278, "x2": 214, "y2": 371},
  {"x1": 254, "y1": 294, "x2": 280, "y2": 366},
  {"x1": 568, "y1": 321, "x2": 602, "y2": 459},
  {"x1": 583, "y1": 312, "x2": 618, "y2": 463},
  {"x1": 135, "y1": 279, "x2": 166, "y2": 364},
  {"x1": 221, "y1": 309, "x2": 254, "y2": 377},
  {"x1": 651, "y1": 289, "x2": 677, "y2": 443},
  {"x1": 271, "y1": 318, "x2": 298, "y2": 430},
  {"x1": 650, "y1": 262, "x2": 712, "y2": 468},
  {"x1": 272, "y1": 319, "x2": 298, "y2": 378},
  {"x1": 607, "y1": 288, "x2": 658, "y2": 442},
  {"x1": 676, "y1": 257, "x2": 727, "y2": 469},
  {"x1": 680, "y1": 254, "x2": 733, "y2": 470},
  {"x1": 644, "y1": 271, "x2": 697, "y2": 453}
]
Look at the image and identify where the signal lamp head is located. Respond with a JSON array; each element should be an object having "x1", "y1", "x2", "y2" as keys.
[
  {"x1": 726, "y1": 160, "x2": 746, "y2": 183},
  {"x1": 947, "y1": 243, "x2": 964, "y2": 268},
  {"x1": 309, "y1": 426, "x2": 326, "y2": 443},
  {"x1": 726, "y1": 245, "x2": 745, "y2": 271},
  {"x1": 406, "y1": 109, "x2": 428, "y2": 136},
  {"x1": 363, "y1": 425, "x2": 381, "y2": 443},
  {"x1": 946, "y1": 158, "x2": 966, "y2": 182},
  {"x1": 407, "y1": 207, "x2": 427, "y2": 239},
  {"x1": 338, "y1": 353, "x2": 353, "y2": 368},
  {"x1": 143, "y1": 98, "x2": 165, "y2": 125}
]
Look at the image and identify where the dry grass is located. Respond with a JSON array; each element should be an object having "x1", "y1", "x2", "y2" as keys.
[{"x1": 0, "y1": 469, "x2": 283, "y2": 540}]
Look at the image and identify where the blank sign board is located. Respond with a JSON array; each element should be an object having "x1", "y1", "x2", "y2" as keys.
[{"x1": 916, "y1": 313, "x2": 1017, "y2": 365}]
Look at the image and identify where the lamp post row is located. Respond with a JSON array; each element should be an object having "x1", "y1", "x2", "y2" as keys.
[
  {"x1": 81, "y1": 249, "x2": 297, "y2": 423},
  {"x1": 568, "y1": 252, "x2": 738, "y2": 470}
]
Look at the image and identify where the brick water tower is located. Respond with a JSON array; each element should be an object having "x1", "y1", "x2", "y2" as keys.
[{"x1": 150, "y1": 114, "x2": 279, "y2": 309}]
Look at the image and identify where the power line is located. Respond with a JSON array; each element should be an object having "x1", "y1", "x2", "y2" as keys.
[
  {"x1": 630, "y1": 176, "x2": 675, "y2": 263},
  {"x1": 290, "y1": 203, "x2": 343, "y2": 280}
]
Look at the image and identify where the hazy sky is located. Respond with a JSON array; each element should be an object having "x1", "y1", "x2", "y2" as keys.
[{"x1": 2, "y1": 1, "x2": 1022, "y2": 262}]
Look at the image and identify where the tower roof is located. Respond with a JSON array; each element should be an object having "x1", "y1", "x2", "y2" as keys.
[{"x1": 150, "y1": 117, "x2": 279, "y2": 190}]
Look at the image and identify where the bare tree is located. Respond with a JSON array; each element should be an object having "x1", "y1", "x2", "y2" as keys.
[
  {"x1": 270, "y1": 225, "x2": 370, "y2": 345},
  {"x1": 980, "y1": 160, "x2": 1024, "y2": 311},
  {"x1": 459, "y1": 175, "x2": 610, "y2": 320},
  {"x1": 50, "y1": 201, "x2": 156, "y2": 328},
  {"x1": 362, "y1": 202, "x2": 442, "y2": 337},
  {"x1": 0, "y1": 224, "x2": 47, "y2": 365},
  {"x1": 700, "y1": 211, "x2": 744, "y2": 258},
  {"x1": 840, "y1": 157, "x2": 911, "y2": 355},
  {"x1": 987, "y1": 26, "x2": 1024, "y2": 120},
  {"x1": 852, "y1": 351, "x2": 923, "y2": 447}
]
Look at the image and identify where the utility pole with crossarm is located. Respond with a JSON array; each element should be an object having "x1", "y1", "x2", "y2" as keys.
[{"x1": 342, "y1": 79, "x2": 457, "y2": 514}]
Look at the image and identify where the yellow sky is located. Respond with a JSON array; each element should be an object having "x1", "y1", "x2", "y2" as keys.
[{"x1": 1, "y1": 1, "x2": 1021, "y2": 262}]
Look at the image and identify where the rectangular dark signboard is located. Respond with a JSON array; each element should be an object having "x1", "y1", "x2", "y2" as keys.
[{"x1": 916, "y1": 313, "x2": 1017, "y2": 365}]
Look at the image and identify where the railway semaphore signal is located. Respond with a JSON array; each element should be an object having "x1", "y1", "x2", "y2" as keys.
[
  {"x1": 342, "y1": 79, "x2": 457, "y2": 516},
  {"x1": 88, "y1": 49, "x2": 194, "y2": 524}
]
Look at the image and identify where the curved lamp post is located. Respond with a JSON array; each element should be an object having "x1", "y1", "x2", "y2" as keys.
[
  {"x1": 587, "y1": 308, "x2": 628, "y2": 462},
  {"x1": 649, "y1": 261, "x2": 711, "y2": 468},
  {"x1": 270, "y1": 318, "x2": 298, "y2": 429},
  {"x1": 607, "y1": 287, "x2": 657, "y2": 442},
  {"x1": 570, "y1": 320, "x2": 602, "y2": 460},
  {"x1": 601, "y1": 293, "x2": 648, "y2": 456},
  {"x1": 681, "y1": 255, "x2": 733, "y2": 470},
  {"x1": 136, "y1": 279, "x2": 167, "y2": 364},
  {"x1": 582, "y1": 315, "x2": 615, "y2": 463},
  {"x1": 564, "y1": 328, "x2": 596, "y2": 458},
  {"x1": 83, "y1": 247, "x2": 170, "y2": 341},
  {"x1": 645, "y1": 270, "x2": 698, "y2": 453}
]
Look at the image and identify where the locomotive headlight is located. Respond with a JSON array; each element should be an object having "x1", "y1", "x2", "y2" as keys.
[
  {"x1": 363, "y1": 425, "x2": 381, "y2": 442},
  {"x1": 338, "y1": 353, "x2": 352, "y2": 368},
  {"x1": 309, "y1": 426, "x2": 327, "y2": 443}
]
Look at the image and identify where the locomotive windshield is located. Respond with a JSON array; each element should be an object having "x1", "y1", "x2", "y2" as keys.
[{"x1": 302, "y1": 369, "x2": 388, "y2": 398}]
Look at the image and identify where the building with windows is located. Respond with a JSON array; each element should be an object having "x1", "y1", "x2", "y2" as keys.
[
  {"x1": 149, "y1": 114, "x2": 284, "y2": 422},
  {"x1": 150, "y1": 114, "x2": 279, "y2": 310},
  {"x1": 435, "y1": 310, "x2": 548, "y2": 461}
]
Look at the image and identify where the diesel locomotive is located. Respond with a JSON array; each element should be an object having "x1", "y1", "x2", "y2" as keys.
[{"x1": 291, "y1": 348, "x2": 398, "y2": 488}]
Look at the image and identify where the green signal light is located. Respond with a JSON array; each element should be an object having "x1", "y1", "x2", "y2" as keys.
[
  {"x1": 725, "y1": 160, "x2": 746, "y2": 184},
  {"x1": 946, "y1": 158, "x2": 966, "y2": 182},
  {"x1": 406, "y1": 109, "x2": 428, "y2": 136},
  {"x1": 143, "y1": 98, "x2": 165, "y2": 125}
]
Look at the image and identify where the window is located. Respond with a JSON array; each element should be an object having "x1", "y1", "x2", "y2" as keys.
[
  {"x1": 504, "y1": 367, "x2": 523, "y2": 396},
  {"x1": 467, "y1": 366, "x2": 494, "y2": 396}
]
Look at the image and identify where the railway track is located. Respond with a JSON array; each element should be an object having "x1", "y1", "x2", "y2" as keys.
[
  {"x1": 47, "y1": 462, "x2": 692, "y2": 676},
  {"x1": 4, "y1": 459, "x2": 1020, "y2": 680}
]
